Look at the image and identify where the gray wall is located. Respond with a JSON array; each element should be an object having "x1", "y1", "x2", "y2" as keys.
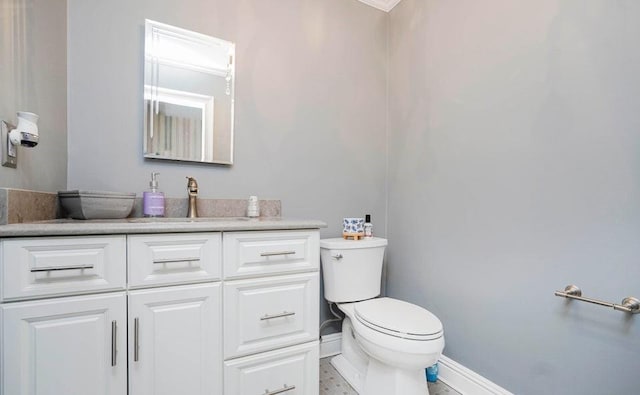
[
  {"x1": 388, "y1": 1, "x2": 640, "y2": 394},
  {"x1": 0, "y1": 0, "x2": 67, "y2": 191},
  {"x1": 67, "y1": 0, "x2": 388, "y2": 328},
  {"x1": 14, "y1": 1, "x2": 639, "y2": 392}
]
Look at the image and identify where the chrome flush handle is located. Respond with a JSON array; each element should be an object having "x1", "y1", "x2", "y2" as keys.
[{"x1": 332, "y1": 254, "x2": 343, "y2": 260}]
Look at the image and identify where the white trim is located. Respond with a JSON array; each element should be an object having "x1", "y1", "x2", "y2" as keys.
[
  {"x1": 438, "y1": 355, "x2": 514, "y2": 395},
  {"x1": 319, "y1": 333, "x2": 342, "y2": 358},
  {"x1": 320, "y1": 333, "x2": 513, "y2": 395},
  {"x1": 357, "y1": 0, "x2": 403, "y2": 12},
  {"x1": 331, "y1": 354, "x2": 364, "y2": 393}
]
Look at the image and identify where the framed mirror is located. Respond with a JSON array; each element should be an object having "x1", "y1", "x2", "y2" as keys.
[{"x1": 143, "y1": 20, "x2": 235, "y2": 165}]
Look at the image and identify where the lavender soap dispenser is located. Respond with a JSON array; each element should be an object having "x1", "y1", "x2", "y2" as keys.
[{"x1": 143, "y1": 172, "x2": 165, "y2": 217}]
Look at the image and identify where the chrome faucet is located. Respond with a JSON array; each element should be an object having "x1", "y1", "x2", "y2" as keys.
[{"x1": 186, "y1": 176, "x2": 198, "y2": 218}]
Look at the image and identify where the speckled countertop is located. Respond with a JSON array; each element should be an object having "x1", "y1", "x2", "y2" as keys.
[{"x1": 0, "y1": 217, "x2": 327, "y2": 237}]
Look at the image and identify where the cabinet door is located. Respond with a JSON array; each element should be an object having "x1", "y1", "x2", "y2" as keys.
[
  {"x1": 129, "y1": 283, "x2": 222, "y2": 395},
  {"x1": 1, "y1": 236, "x2": 126, "y2": 301},
  {"x1": 1, "y1": 293, "x2": 127, "y2": 395},
  {"x1": 224, "y1": 341, "x2": 319, "y2": 395},
  {"x1": 128, "y1": 233, "x2": 221, "y2": 288},
  {"x1": 223, "y1": 230, "x2": 319, "y2": 279},
  {"x1": 224, "y1": 272, "x2": 319, "y2": 359}
]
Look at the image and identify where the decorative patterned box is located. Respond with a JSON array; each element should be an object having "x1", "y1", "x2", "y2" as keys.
[{"x1": 343, "y1": 217, "x2": 365, "y2": 239}]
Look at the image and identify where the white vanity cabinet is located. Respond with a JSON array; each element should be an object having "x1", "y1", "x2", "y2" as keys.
[
  {"x1": 0, "y1": 226, "x2": 320, "y2": 395},
  {"x1": 127, "y1": 232, "x2": 222, "y2": 288},
  {"x1": 1, "y1": 235, "x2": 126, "y2": 301},
  {"x1": 224, "y1": 342, "x2": 319, "y2": 395},
  {"x1": 1, "y1": 293, "x2": 127, "y2": 395},
  {"x1": 222, "y1": 230, "x2": 320, "y2": 395},
  {"x1": 223, "y1": 272, "x2": 319, "y2": 358},
  {"x1": 1, "y1": 236, "x2": 128, "y2": 395},
  {"x1": 127, "y1": 232, "x2": 223, "y2": 395},
  {"x1": 128, "y1": 283, "x2": 222, "y2": 395}
]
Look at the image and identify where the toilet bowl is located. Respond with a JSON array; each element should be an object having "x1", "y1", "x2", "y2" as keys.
[
  {"x1": 334, "y1": 299, "x2": 444, "y2": 395},
  {"x1": 320, "y1": 237, "x2": 445, "y2": 395}
]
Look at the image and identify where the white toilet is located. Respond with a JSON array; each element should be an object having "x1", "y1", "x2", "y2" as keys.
[{"x1": 320, "y1": 237, "x2": 444, "y2": 395}]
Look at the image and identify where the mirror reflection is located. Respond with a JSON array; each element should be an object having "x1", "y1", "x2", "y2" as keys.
[{"x1": 144, "y1": 20, "x2": 235, "y2": 164}]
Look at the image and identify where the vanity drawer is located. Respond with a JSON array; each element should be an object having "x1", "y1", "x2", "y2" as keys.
[
  {"x1": 222, "y1": 230, "x2": 319, "y2": 279},
  {"x1": 128, "y1": 233, "x2": 221, "y2": 288},
  {"x1": 1, "y1": 236, "x2": 126, "y2": 301},
  {"x1": 223, "y1": 272, "x2": 319, "y2": 359},
  {"x1": 224, "y1": 341, "x2": 319, "y2": 395}
]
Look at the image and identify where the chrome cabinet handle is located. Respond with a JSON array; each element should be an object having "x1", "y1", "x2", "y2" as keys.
[
  {"x1": 260, "y1": 311, "x2": 296, "y2": 321},
  {"x1": 111, "y1": 321, "x2": 117, "y2": 367},
  {"x1": 152, "y1": 257, "x2": 200, "y2": 264},
  {"x1": 134, "y1": 317, "x2": 140, "y2": 362},
  {"x1": 263, "y1": 384, "x2": 296, "y2": 395},
  {"x1": 260, "y1": 251, "x2": 296, "y2": 257},
  {"x1": 31, "y1": 264, "x2": 94, "y2": 273}
]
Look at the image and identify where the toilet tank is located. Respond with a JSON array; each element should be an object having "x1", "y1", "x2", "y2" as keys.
[{"x1": 320, "y1": 237, "x2": 388, "y2": 303}]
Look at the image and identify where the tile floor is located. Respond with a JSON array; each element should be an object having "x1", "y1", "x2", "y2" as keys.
[{"x1": 319, "y1": 357, "x2": 461, "y2": 395}]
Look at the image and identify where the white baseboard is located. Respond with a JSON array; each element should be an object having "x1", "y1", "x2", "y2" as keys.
[
  {"x1": 437, "y1": 355, "x2": 513, "y2": 395},
  {"x1": 321, "y1": 333, "x2": 513, "y2": 395},
  {"x1": 320, "y1": 333, "x2": 342, "y2": 358}
]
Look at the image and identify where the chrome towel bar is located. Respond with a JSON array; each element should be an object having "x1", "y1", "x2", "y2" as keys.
[{"x1": 554, "y1": 285, "x2": 640, "y2": 314}]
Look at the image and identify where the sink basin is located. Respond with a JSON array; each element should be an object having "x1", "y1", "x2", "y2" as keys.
[{"x1": 59, "y1": 190, "x2": 136, "y2": 220}]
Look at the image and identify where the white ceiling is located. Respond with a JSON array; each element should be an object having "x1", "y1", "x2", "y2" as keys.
[{"x1": 357, "y1": 0, "x2": 403, "y2": 12}]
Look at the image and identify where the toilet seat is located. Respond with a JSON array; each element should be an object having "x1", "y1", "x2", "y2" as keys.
[
  {"x1": 337, "y1": 298, "x2": 445, "y2": 374},
  {"x1": 354, "y1": 298, "x2": 443, "y2": 341}
]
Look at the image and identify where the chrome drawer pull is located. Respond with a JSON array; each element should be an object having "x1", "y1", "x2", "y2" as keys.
[
  {"x1": 152, "y1": 257, "x2": 200, "y2": 264},
  {"x1": 260, "y1": 311, "x2": 296, "y2": 321},
  {"x1": 111, "y1": 320, "x2": 117, "y2": 367},
  {"x1": 263, "y1": 384, "x2": 296, "y2": 395},
  {"x1": 134, "y1": 318, "x2": 140, "y2": 362},
  {"x1": 260, "y1": 251, "x2": 296, "y2": 257},
  {"x1": 30, "y1": 264, "x2": 95, "y2": 273}
]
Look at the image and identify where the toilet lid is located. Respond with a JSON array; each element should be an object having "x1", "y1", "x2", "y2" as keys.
[
  {"x1": 354, "y1": 298, "x2": 443, "y2": 341},
  {"x1": 320, "y1": 237, "x2": 388, "y2": 249}
]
